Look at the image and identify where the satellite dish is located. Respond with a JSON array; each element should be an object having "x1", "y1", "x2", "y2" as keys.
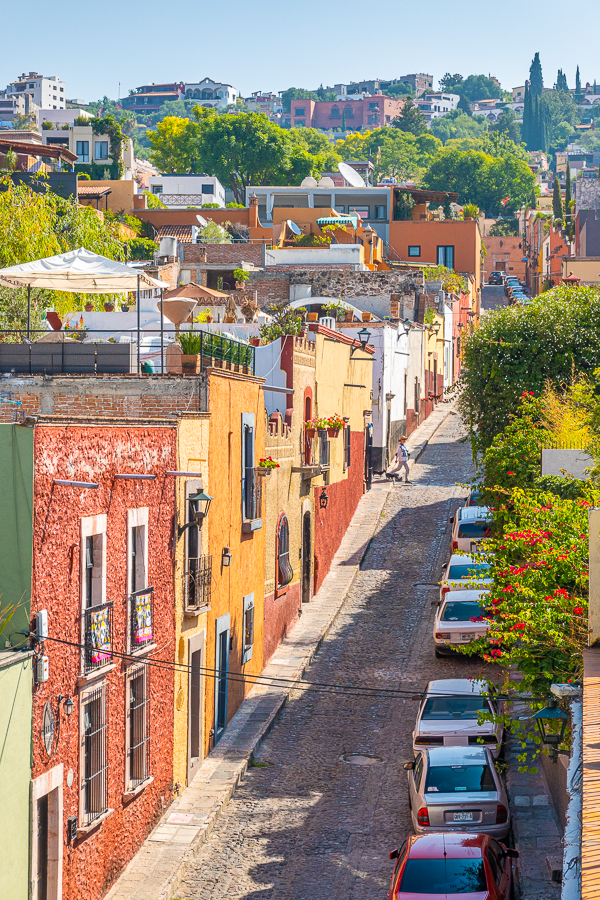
[
  {"x1": 196, "y1": 215, "x2": 208, "y2": 226},
  {"x1": 318, "y1": 176, "x2": 335, "y2": 188},
  {"x1": 338, "y1": 162, "x2": 366, "y2": 188},
  {"x1": 287, "y1": 220, "x2": 302, "y2": 236},
  {"x1": 301, "y1": 176, "x2": 318, "y2": 188}
]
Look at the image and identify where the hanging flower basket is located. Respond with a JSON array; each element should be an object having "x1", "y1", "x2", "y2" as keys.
[
  {"x1": 326, "y1": 414, "x2": 345, "y2": 437},
  {"x1": 258, "y1": 456, "x2": 279, "y2": 474},
  {"x1": 327, "y1": 428, "x2": 340, "y2": 438},
  {"x1": 305, "y1": 427, "x2": 316, "y2": 439}
]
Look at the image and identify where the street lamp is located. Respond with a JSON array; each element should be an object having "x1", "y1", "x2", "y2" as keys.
[
  {"x1": 319, "y1": 488, "x2": 329, "y2": 509},
  {"x1": 178, "y1": 489, "x2": 213, "y2": 538},
  {"x1": 357, "y1": 327, "x2": 371, "y2": 350},
  {"x1": 532, "y1": 696, "x2": 569, "y2": 762}
]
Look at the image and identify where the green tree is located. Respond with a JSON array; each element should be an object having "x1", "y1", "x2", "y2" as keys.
[
  {"x1": 148, "y1": 116, "x2": 201, "y2": 173},
  {"x1": 489, "y1": 108, "x2": 522, "y2": 144},
  {"x1": 385, "y1": 81, "x2": 414, "y2": 98},
  {"x1": 529, "y1": 52, "x2": 544, "y2": 97},
  {"x1": 565, "y1": 163, "x2": 573, "y2": 239},
  {"x1": 280, "y1": 86, "x2": 334, "y2": 113},
  {"x1": 552, "y1": 176, "x2": 563, "y2": 219},
  {"x1": 457, "y1": 95, "x2": 472, "y2": 116},
  {"x1": 555, "y1": 69, "x2": 569, "y2": 92},
  {"x1": 430, "y1": 110, "x2": 487, "y2": 144},
  {"x1": 439, "y1": 74, "x2": 503, "y2": 100},
  {"x1": 391, "y1": 97, "x2": 428, "y2": 135},
  {"x1": 288, "y1": 128, "x2": 341, "y2": 171},
  {"x1": 542, "y1": 90, "x2": 580, "y2": 148},
  {"x1": 439, "y1": 74, "x2": 464, "y2": 92},
  {"x1": 575, "y1": 66, "x2": 582, "y2": 101}
]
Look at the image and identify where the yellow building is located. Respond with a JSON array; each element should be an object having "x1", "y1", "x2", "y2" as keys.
[{"x1": 173, "y1": 414, "x2": 210, "y2": 789}]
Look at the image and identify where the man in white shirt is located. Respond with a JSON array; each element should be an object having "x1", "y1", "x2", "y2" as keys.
[{"x1": 387, "y1": 436, "x2": 410, "y2": 482}]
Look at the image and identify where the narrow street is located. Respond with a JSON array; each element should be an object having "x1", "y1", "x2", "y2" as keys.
[{"x1": 178, "y1": 411, "x2": 501, "y2": 900}]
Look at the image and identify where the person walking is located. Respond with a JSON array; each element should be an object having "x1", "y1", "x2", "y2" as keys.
[{"x1": 387, "y1": 436, "x2": 410, "y2": 482}]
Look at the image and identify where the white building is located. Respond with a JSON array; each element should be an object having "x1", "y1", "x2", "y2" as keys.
[
  {"x1": 149, "y1": 174, "x2": 225, "y2": 208},
  {"x1": 6, "y1": 72, "x2": 65, "y2": 110},
  {"x1": 415, "y1": 92, "x2": 459, "y2": 122},
  {"x1": 41, "y1": 123, "x2": 135, "y2": 178},
  {"x1": 184, "y1": 78, "x2": 238, "y2": 109},
  {"x1": 39, "y1": 108, "x2": 92, "y2": 129}
]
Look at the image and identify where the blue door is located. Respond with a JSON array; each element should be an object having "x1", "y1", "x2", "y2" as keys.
[{"x1": 214, "y1": 613, "x2": 230, "y2": 743}]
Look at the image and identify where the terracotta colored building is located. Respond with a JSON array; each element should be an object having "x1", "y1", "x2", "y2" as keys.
[{"x1": 290, "y1": 95, "x2": 405, "y2": 130}]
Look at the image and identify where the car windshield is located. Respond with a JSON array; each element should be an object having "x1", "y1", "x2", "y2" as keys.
[
  {"x1": 400, "y1": 859, "x2": 487, "y2": 894},
  {"x1": 422, "y1": 696, "x2": 488, "y2": 720},
  {"x1": 448, "y1": 564, "x2": 490, "y2": 579},
  {"x1": 425, "y1": 764, "x2": 496, "y2": 793},
  {"x1": 441, "y1": 601, "x2": 488, "y2": 622},
  {"x1": 457, "y1": 523, "x2": 491, "y2": 539}
]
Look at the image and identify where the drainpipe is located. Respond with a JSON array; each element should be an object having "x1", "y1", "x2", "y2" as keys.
[{"x1": 561, "y1": 697, "x2": 582, "y2": 900}]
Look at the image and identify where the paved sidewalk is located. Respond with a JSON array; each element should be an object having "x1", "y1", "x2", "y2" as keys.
[{"x1": 106, "y1": 400, "x2": 458, "y2": 900}]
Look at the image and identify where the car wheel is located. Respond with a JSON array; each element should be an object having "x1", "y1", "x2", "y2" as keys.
[{"x1": 435, "y1": 648, "x2": 444, "y2": 659}]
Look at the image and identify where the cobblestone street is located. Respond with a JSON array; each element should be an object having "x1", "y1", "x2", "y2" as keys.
[{"x1": 177, "y1": 410, "x2": 504, "y2": 900}]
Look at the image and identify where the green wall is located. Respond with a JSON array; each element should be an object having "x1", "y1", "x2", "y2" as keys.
[
  {"x1": 0, "y1": 425, "x2": 33, "y2": 648},
  {"x1": 0, "y1": 653, "x2": 33, "y2": 900}
]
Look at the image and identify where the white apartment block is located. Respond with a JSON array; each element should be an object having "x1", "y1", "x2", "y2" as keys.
[
  {"x1": 149, "y1": 174, "x2": 225, "y2": 208},
  {"x1": 415, "y1": 92, "x2": 459, "y2": 122},
  {"x1": 7, "y1": 72, "x2": 65, "y2": 110},
  {"x1": 184, "y1": 78, "x2": 238, "y2": 109}
]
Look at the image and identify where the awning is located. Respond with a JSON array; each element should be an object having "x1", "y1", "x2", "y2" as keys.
[
  {"x1": 316, "y1": 215, "x2": 359, "y2": 228},
  {"x1": 0, "y1": 247, "x2": 168, "y2": 293}
]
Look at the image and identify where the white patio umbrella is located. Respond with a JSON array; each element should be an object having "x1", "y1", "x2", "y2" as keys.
[{"x1": 0, "y1": 248, "x2": 169, "y2": 371}]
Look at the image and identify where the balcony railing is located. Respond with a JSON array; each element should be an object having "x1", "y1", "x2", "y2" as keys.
[
  {"x1": 185, "y1": 555, "x2": 212, "y2": 612},
  {"x1": 130, "y1": 587, "x2": 154, "y2": 648},
  {"x1": 84, "y1": 601, "x2": 113, "y2": 673}
]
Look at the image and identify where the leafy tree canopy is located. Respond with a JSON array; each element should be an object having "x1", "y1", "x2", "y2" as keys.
[
  {"x1": 489, "y1": 108, "x2": 521, "y2": 144},
  {"x1": 439, "y1": 73, "x2": 503, "y2": 100},
  {"x1": 430, "y1": 109, "x2": 487, "y2": 144},
  {"x1": 336, "y1": 128, "x2": 441, "y2": 182},
  {"x1": 391, "y1": 97, "x2": 428, "y2": 135},
  {"x1": 280, "y1": 85, "x2": 335, "y2": 113}
]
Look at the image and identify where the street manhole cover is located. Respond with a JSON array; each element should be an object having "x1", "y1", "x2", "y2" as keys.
[{"x1": 341, "y1": 753, "x2": 384, "y2": 766}]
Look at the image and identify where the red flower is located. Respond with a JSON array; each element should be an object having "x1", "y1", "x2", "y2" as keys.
[
  {"x1": 507, "y1": 471, "x2": 516, "y2": 475},
  {"x1": 490, "y1": 649, "x2": 502, "y2": 658},
  {"x1": 573, "y1": 607, "x2": 584, "y2": 615},
  {"x1": 511, "y1": 623, "x2": 526, "y2": 631}
]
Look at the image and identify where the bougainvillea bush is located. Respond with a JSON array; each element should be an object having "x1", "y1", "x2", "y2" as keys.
[{"x1": 460, "y1": 285, "x2": 600, "y2": 449}]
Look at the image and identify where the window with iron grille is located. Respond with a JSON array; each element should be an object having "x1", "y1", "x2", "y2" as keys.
[
  {"x1": 128, "y1": 667, "x2": 150, "y2": 789},
  {"x1": 242, "y1": 413, "x2": 261, "y2": 522},
  {"x1": 81, "y1": 686, "x2": 108, "y2": 825},
  {"x1": 277, "y1": 515, "x2": 293, "y2": 588},
  {"x1": 186, "y1": 555, "x2": 212, "y2": 611},
  {"x1": 343, "y1": 425, "x2": 351, "y2": 471},
  {"x1": 319, "y1": 430, "x2": 329, "y2": 468},
  {"x1": 242, "y1": 594, "x2": 254, "y2": 663}
]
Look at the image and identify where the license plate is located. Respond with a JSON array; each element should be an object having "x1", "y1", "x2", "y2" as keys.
[
  {"x1": 453, "y1": 812, "x2": 474, "y2": 822},
  {"x1": 461, "y1": 634, "x2": 474, "y2": 641}
]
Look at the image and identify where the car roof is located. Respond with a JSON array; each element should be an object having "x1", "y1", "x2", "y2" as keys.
[
  {"x1": 458, "y1": 506, "x2": 491, "y2": 521},
  {"x1": 426, "y1": 746, "x2": 489, "y2": 767},
  {"x1": 426, "y1": 678, "x2": 487, "y2": 696},
  {"x1": 442, "y1": 589, "x2": 490, "y2": 601},
  {"x1": 448, "y1": 553, "x2": 491, "y2": 565},
  {"x1": 408, "y1": 833, "x2": 485, "y2": 859}
]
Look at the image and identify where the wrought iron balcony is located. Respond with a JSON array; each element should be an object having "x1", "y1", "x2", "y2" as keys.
[
  {"x1": 83, "y1": 601, "x2": 113, "y2": 673},
  {"x1": 130, "y1": 587, "x2": 154, "y2": 649},
  {"x1": 185, "y1": 555, "x2": 212, "y2": 613}
]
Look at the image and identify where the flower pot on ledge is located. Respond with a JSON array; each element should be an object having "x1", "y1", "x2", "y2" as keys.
[
  {"x1": 307, "y1": 312, "x2": 319, "y2": 322},
  {"x1": 327, "y1": 428, "x2": 341, "y2": 438},
  {"x1": 104, "y1": 302, "x2": 115, "y2": 312},
  {"x1": 305, "y1": 427, "x2": 316, "y2": 439},
  {"x1": 181, "y1": 354, "x2": 200, "y2": 374},
  {"x1": 361, "y1": 311, "x2": 372, "y2": 322},
  {"x1": 84, "y1": 303, "x2": 94, "y2": 312}
]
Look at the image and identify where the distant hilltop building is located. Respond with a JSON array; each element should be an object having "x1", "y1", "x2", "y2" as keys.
[
  {"x1": 332, "y1": 74, "x2": 433, "y2": 96},
  {"x1": 5, "y1": 71, "x2": 65, "y2": 110},
  {"x1": 183, "y1": 78, "x2": 238, "y2": 109}
]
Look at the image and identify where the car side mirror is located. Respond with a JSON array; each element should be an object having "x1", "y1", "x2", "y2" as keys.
[
  {"x1": 449, "y1": 516, "x2": 454, "y2": 522},
  {"x1": 431, "y1": 600, "x2": 440, "y2": 607},
  {"x1": 505, "y1": 848, "x2": 519, "y2": 859},
  {"x1": 403, "y1": 761, "x2": 414, "y2": 770},
  {"x1": 389, "y1": 849, "x2": 400, "y2": 860}
]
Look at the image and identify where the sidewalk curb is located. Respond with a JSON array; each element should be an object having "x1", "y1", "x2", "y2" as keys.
[{"x1": 106, "y1": 400, "x2": 459, "y2": 900}]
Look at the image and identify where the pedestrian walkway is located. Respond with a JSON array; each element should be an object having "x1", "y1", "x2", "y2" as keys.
[{"x1": 106, "y1": 400, "x2": 458, "y2": 900}]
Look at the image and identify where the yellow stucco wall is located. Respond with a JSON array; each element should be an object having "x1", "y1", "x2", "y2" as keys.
[
  {"x1": 205, "y1": 369, "x2": 266, "y2": 754},
  {"x1": 173, "y1": 415, "x2": 210, "y2": 788}
]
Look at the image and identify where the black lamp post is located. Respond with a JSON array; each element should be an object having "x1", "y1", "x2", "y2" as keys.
[
  {"x1": 532, "y1": 697, "x2": 569, "y2": 762},
  {"x1": 357, "y1": 327, "x2": 371, "y2": 350},
  {"x1": 178, "y1": 489, "x2": 213, "y2": 537}
]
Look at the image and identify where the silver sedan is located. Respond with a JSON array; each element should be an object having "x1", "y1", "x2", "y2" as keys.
[{"x1": 405, "y1": 746, "x2": 510, "y2": 839}]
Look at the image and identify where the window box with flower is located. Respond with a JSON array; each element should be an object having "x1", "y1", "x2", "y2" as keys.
[
  {"x1": 326, "y1": 414, "x2": 345, "y2": 438},
  {"x1": 257, "y1": 456, "x2": 279, "y2": 476}
]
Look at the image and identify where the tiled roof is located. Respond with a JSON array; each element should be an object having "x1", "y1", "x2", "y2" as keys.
[
  {"x1": 77, "y1": 184, "x2": 112, "y2": 196},
  {"x1": 157, "y1": 225, "x2": 194, "y2": 242}
]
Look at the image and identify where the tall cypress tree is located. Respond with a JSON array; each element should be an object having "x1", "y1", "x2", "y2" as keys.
[
  {"x1": 555, "y1": 69, "x2": 568, "y2": 92},
  {"x1": 522, "y1": 81, "x2": 532, "y2": 147},
  {"x1": 552, "y1": 176, "x2": 563, "y2": 220},
  {"x1": 575, "y1": 65, "x2": 582, "y2": 100},
  {"x1": 539, "y1": 98, "x2": 548, "y2": 152},
  {"x1": 530, "y1": 52, "x2": 544, "y2": 97},
  {"x1": 565, "y1": 163, "x2": 573, "y2": 238},
  {"x1": 530, "y1": 187, "x2": 537, "y2": 210}
]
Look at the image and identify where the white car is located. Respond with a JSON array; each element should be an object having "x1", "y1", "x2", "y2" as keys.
[
  {"x1": 412, "y1": 679, "x2": 503, "y2": 758},
  {"x1": 433, "y1": 589, "x2": 491, "y2": 657},
  {"x1": 450, "y1": 506, "x2": 492, "y2": 553},
  {"x1": 440, "y1": 553, "x2": 493, "y2": 602}
]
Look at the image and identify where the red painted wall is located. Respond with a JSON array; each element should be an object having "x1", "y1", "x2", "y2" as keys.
[
  {"x1": 263, "y1": 582, "x2": 301, "y2": 664},
  {"x1": 31, "y1": 424, "x2": 177, "y2": 900},
  {"x1": 313, "y1": 431, "x2": 364, "y2": 593}
]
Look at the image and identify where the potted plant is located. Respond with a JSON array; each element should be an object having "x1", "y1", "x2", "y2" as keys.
[
  {"x1": 344, "y1": 309, "x2": 354, "y2": 322},
  {"x1": 104, "y1": 300, "x2": 115, "y2": 312},
  {"x1": 257, "y1": 456, "x2": 279, "y2": 475},
  {"x1": 121, "y1": 303, "x2": 130, "y2": 312},
  {"x1": 249, "y1": 337, "x2": 261, "y2": 347},
  {"x1": 307, "y1": 311, "x2": 319, "y2": 322},
  {"x1": 326, "y1": 414, "x2": 345, "y2": 438},
  {"x1": 177, "y1": 329, "x2": 202, "y2": 374},
  {"x1": 84, "y1": 302, "x2": 94, "y2": 312},
  {"x1": 361, "y1": 311, "x2": 372, "y2": 322},
  {"x1": 233, "y1": 267, "x2": 250, "y2": 289},
  {"x1": 305, "y1": 416, "x2": 328, "y2": 439}
]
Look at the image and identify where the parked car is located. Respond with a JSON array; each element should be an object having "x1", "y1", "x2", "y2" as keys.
[
  {"x1": 387, "y1": 833, "x2": 518, "y2": 900},
  {"x1": 433, "y1": 589, "x2": 491, "y2": 657},
  {"x1": 465, "y1": 489, "x2": 483, "y2": 507},
  {"x1": 412, "y1": 678, "x2": 503, "y2": 757},
  {"x1": 440, "y1": 553, "x2": 493, "y2": 600},
  {"x1": 488, "y1": 272, "x2": 504, "y2": 285},
  {"x1": 450, "y1": 506, "x2": 492, "y2": 552},
  {"x1": 405, "y1": 746, "x2": 510, "y2": 838}
]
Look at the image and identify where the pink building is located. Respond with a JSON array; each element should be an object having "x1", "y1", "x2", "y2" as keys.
[{"x1": 290, "y1": 95, "x2": 405, "y2": 130}]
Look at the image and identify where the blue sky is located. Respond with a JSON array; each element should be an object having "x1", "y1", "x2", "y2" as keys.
[{"x1": 1, "y1": 0, "x2": 597, "y2": 103}]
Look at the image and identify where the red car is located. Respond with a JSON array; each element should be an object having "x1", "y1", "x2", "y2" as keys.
[{"x1": 387, "y1": 833, "x2": 518, "y2": 899}]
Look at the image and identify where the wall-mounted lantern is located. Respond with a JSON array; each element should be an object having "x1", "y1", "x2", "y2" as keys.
[
  {"x1": 319, "y1": 488, "x2": 329, "y2": 509},
  {"x1": 221, "y1": 546, "x2": 232, "y2": 567},
  {"x1": 177, "y1": 489, "x2": 213, "y2": 538},
  {"x1": 357, "y1": 327, "x2": 371, "y2": 349},
  {"x1": 532, "y1": 696, "x2": 569, "y2": 762}
]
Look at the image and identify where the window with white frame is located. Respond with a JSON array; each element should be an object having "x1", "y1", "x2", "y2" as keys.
[
  {"x1": 128, "y1": 509, "x2": 148, "y2": 596},
  {"x1": 126, "y1": 666, "x2": 150, "y2": 789},
  {"x1": 242, "y1": 594, "x2": 254, "y2": 663},
  {"x1": 94, "y1": 141, "x2": 109, "y2": 160},
  {"x1": 80, "y1": 683, "x2": 108, "y2": 825},
  {"x1": 81, "y1": 515, "x2": 109, "y2": 673}
]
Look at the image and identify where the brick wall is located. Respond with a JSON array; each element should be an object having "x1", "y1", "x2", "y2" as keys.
[
  {"x1": 246, "y1": 272, "x2": 291, "y2": 305},
  {"x1": 289, "y1": 269, "x2": 422, "y2": 297},
  {"x1": 0, "y1": 375, "x2": 208, "y2": 423},
  {"x1": 183, "y1": 244, "x2": 263, "y2": 267},
  {"x1": 31, "y1": 424, "x2": 177, "y2": 900}
]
